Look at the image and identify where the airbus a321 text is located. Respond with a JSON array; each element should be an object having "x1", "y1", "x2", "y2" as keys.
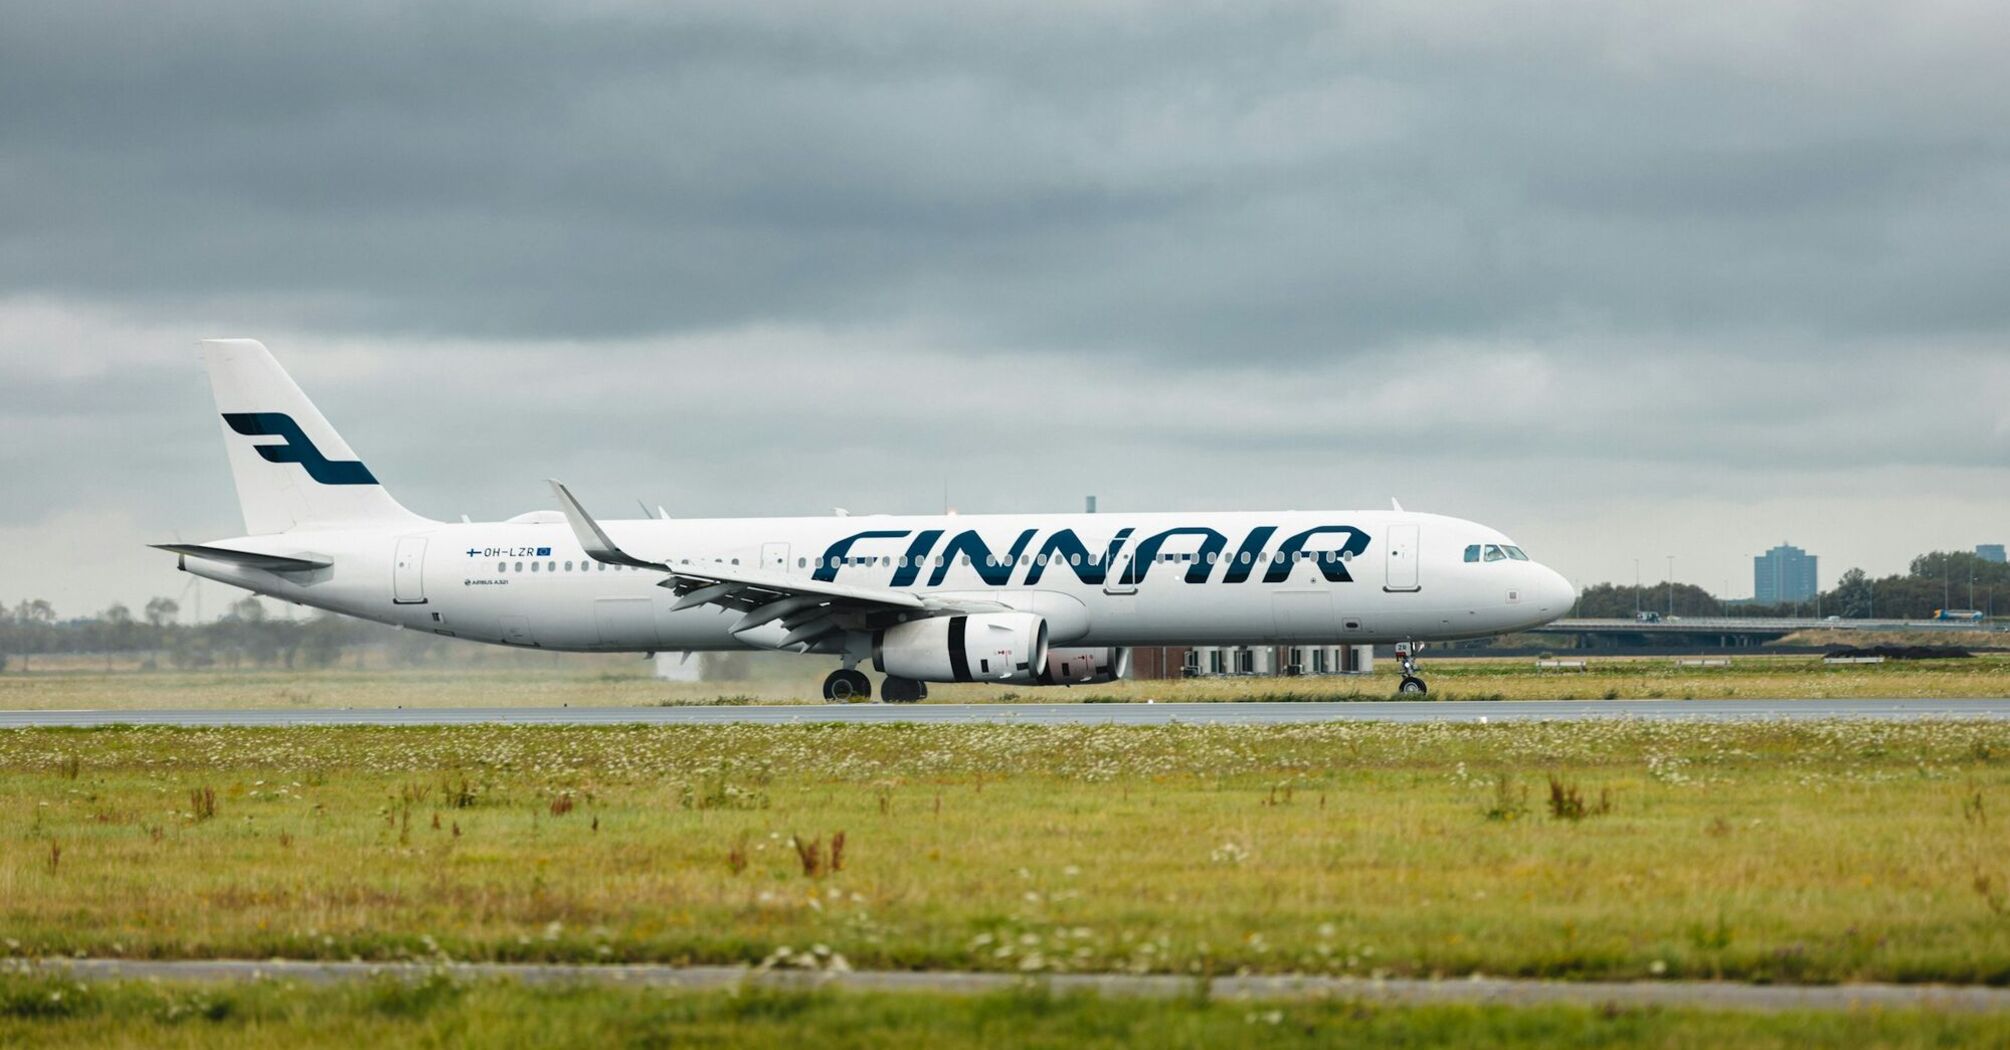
[{"x1": 160, "y1": 340, "x2": 1576, "y2": 701}]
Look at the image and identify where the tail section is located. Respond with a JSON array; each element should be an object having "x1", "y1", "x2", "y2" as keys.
[{"x1": 201, "y1": 339, "x2": 428, "y2": 535}]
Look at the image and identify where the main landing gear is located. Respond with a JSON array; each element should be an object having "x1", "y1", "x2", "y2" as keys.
[
  {"x1": 881, "y1": 676, "x2": 928, "y2": 704},
  {"x1": 822, "y1": 668, "x2": 871, "y2": 703},
  {"x1": 1395, "y1": 642, "x2": 1428, "y2": 696},
  {"x1": 820, "y1": 669, "x2": 929, "y2": 703}
]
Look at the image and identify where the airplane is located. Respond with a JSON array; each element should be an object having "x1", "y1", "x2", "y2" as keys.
[{"x1": 158, "y1": 340, "x2": 1576, "y2": 701}]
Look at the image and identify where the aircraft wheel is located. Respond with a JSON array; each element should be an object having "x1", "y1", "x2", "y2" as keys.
[
  {"x1": 823, "y1": 669, "x2": 872, "y2": 703},
  {"x1": 882, "y1": 676, "x2": 928, "y2": 703},
  {"x1": 1397, "y1": 675, "x2": 1429, "y2": 696}
]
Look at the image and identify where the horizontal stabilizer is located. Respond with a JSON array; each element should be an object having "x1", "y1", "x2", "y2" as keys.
[{"x1": 151, "y1": 543, "x2": 332, "y2": 573}]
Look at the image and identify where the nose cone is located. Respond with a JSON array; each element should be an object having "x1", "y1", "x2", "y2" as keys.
[{"x1": 1536, "y1": 566, "x2": 1576, "y2": 617}]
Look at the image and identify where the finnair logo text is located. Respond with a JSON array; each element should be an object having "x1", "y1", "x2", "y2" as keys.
[{"x1": 812, "y1": 525, "x2": 1372, "y2": 587}]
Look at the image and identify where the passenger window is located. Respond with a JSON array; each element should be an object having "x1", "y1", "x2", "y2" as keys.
[
  {"x1": 530, "y1": 562, "x2": 540, "y2": 572},
  {"x1": 564, "y1": 561, "x2": 573, "y2": 572},
  {"x1": 496, "y1": 561, "x2": 506, "y2": 573},
  {"x1": 547, "y1": 561, "x2": 556, "y2": 572},
  {"x1": 1463, "y1": 545, "x2": 1481, "y2": 563},
  {"x1": 1505, "y1": 546, "x2": 1529, "y2": 561},
  {"x1": 1483, "y1": 545, "x2": 1505, "y2": 562},
  {"x1": 513, "y1": 561, "x2": 522, "y2": 572}
]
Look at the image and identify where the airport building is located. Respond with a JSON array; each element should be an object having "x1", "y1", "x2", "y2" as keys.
[
  {"x1": 1980, "y1": 544, "x2": 2007, "y2": 565},
  {"x1": 1130, "y1": 644, "x2": 1374, "y2": 680},
  {"x1": 1753, "y1": 543, "x2": 1818, "y2": 604}
]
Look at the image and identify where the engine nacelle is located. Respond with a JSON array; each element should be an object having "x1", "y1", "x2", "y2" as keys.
[
  {"x1": 874, "y1": 613, "x2": 1050, "y2": 684},
  {"x1": 1040, "y1": 647, "x2": 1131, "y2": 685}
]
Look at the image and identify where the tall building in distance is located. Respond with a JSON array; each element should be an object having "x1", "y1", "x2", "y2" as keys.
[
  {"x1": 1979, "y1": 544, "x2": 2007, "y2": 565},
  {"x1": 1754, "y1": 543, "x2": 1819, "y2": 605}
]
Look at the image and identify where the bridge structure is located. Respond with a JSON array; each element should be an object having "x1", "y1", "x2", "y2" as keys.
[{"x1": 1527, "y1": 617, "x2": 2004, "y2": 648}]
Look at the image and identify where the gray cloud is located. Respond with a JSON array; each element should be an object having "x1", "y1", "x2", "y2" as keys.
[{"x1": 6, "y1": 1, "x2": 2010, "y2": 350}]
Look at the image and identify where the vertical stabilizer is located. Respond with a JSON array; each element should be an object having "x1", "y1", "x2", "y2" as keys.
[{"x1": 200, "y1": 339, "x2": 428, "y2": 535}]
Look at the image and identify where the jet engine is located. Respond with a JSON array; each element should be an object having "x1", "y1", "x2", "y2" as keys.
[
  {"x1": 1039, "y1": 647, "x2": 1131, "y2": 685},
  {"x1": 874, "y1": 613, "x2": 1050, "y2": 684}
]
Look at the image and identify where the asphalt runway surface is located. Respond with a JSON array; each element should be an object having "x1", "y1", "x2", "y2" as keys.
[
  {"x1": 13, "y1": 958, "x2": 2010, "y2": 1013},
  {"x1": 3, "y1": 698, "x2": 2009, "y2": 728}
]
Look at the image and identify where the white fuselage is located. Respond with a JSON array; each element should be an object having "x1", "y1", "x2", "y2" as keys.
[{"x1": 183, "y1": 509, "x2": 1575, "y2": 652}]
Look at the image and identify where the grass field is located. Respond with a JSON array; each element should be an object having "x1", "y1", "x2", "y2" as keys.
[
  {"x1": 5, "y1": 719, "x2": 2010, "y2": 985},
  {"x1": 3, "y1": 652, "x2": 2009, "y2": 710},
  {"x1": 3, "y1": 974, "x2": 2007, "y2": 1048}
]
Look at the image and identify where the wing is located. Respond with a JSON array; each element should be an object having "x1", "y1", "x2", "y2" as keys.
[{"x1": 549, "y1": 480, "x2": 999, "y2": 651}]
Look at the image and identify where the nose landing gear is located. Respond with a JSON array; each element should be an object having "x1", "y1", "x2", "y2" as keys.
[{"x1": 1395, "y1": 642, "x2": 1428, "y2": 696}]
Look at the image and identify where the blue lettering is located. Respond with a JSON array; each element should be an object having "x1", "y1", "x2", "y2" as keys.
[
  {"x1": 1123, "y1": 527, "x2": 1228, "y2": 585},
  {"x1": 1266, "y1": 525, "x2": 1372, "y2": 583},
  {"x1": 929, "y1": 529, "x2": 1036, "y2": 587},
  {"x1": 1023, "y1": 528, "x2": 1134, "y2": 586},
  {"x1": 812, "y1": 530, "x2": 909, "y2": 582}
]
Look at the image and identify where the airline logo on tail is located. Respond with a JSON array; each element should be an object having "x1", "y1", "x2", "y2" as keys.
[{"x1": 221, "y1": 412, "x2": 378, "y2": 485}]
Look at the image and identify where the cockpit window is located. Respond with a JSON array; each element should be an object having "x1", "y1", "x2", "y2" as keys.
[
  {"x1": 1483, "y1": 544, "x2": 1507, "y2": 562},
  {"x1": 1463, "y1": 544, "x2": 1481, "y2": 563},
  {"x1": 1504, "y1": 546, "x2": 1529, "y2": 561}
]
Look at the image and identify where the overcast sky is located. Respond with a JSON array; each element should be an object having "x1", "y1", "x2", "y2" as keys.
[{"x1": 5, "y1": 0, "x2": 2009, "y2": 619}]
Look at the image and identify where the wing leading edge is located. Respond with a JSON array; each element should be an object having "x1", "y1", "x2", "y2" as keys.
[{"x1": 547, "y1": 480, "x2": 996, "y2": 651}]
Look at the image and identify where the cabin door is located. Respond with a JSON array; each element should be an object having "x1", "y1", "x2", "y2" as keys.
[
  {"x1": 392, "y1": 536, "x2": 428, "y2": 604},
  {"x1": 1384, "y1": 524, "x2": 1420, "y2": 593}
]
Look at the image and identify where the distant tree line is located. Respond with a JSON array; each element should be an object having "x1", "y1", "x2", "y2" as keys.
[
  {"x1": 1569, "y1": 550, "x2": 2009, "y2": 620},
  {"x1": 0, "y1": 596, "x2": 451, "y2": 672}
]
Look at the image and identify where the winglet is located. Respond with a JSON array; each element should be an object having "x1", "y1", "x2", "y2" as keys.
[
  {"x1": 549, "y1": 480, "x2": 664, "y2": 570},
  {"x1": 1391, "y1": 497, "x2": 1404, "y2": 512}
]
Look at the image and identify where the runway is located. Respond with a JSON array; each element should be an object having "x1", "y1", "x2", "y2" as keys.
[
  {"x1": 3, "y1": 697, "x2": 2009, "y2": 728},
  {"x1": 14, "y1": 958, "x2": 2010, "y2": 1013}
]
